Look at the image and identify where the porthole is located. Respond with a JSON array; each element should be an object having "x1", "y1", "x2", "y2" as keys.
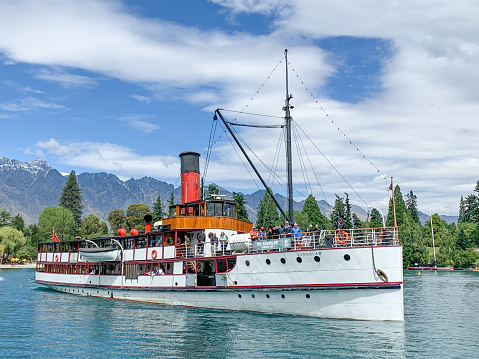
[
  {"x1": 245, "y1": 260, "x2": 250, "y2": 266},
  {"x1": 252, "y1": 294, "x2": 255, "y2": 298},
  {"x1": 175, "y1": 282, "x2": 178, "y2": 286},
  {"x1": 306, "y1": 294, "x2": 311, "y2": 299},
  {"x1": 296, "y1": 257, "x2": 302, "y2": 263},
  {"x1": 314, "y1": 256, "x2": 320, "y2": 262},
  {"x1": 281, "y1": 294, "x2": 285, "y2": 299},
  {"x1": 266, "y1": 294, "x2": 270, "y2": 299},
  {"x1": 266, "y1": 259, "x2": 271, "y2": 265},
  {"x1": 238, "y1": 294, "x2": 242, "y2": 298},
  {"x1": 280, "y1": 258, "x2": 286, "y2": 264},
  {"x1": 344, "y1": 254, "x2": 351, "y2": 261}
]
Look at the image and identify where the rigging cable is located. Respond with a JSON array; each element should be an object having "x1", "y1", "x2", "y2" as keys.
[
  {"x1": 292, "y1": 122, "x2": 313, "y2": 195},
  {"x1": 294, "y1": 121, "x2": 369, "y2": 207},
  {"x1": 288, "y1": 63, "x2": 390, "y2": 191}
]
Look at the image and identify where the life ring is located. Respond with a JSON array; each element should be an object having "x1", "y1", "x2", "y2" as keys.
[
  {"x1": 151, "y1": 250, "x2": 158, "y2": 259},
  {"x1": 54, "y1": 254, "x2": 59, "y2": 262},
  {"x1": 336, "y1": 230, "x2": 349, "y2": 244},
  {"x1": 167, "y1": 237, "x2": 173, "y2": 245},
  {"x1": 376, "y1": 269, "x2": 388, "y2": 282},
  {"x1": 197, "y1": 262, "x2": 201, "y2": 271}
]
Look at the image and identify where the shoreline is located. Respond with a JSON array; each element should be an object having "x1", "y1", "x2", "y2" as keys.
[{"x1": 0, "y1": 263, "x2": 36, "y2": 269}]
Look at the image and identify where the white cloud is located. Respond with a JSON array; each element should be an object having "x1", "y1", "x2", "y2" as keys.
[
  {"x1": 117, "y1": 114, "x2": 159, "y2": 133},
  {"x1": 0, "y1": 97, "x2": 65, "y2": 112},
  {"x1": 34, "y1": 138, "x2": 179, "y2": 178},
  {"x1": 130, "y1": 94, "x2": 151, "y2": 104},
  {"x1": 34, "y1": 68, "x2": 98, "y2": 88}
]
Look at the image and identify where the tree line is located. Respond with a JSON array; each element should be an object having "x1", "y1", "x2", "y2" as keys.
[{"x1": 1, "y1": 171, "x2": 478, "y2": 268}]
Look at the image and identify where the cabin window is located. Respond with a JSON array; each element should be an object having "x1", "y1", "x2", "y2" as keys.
[
  {"x1": 136, "y1": 236, "x2": 146, "y2": 249},
  {"x1": 148, "y1": 234, "x2": 163, "y2": 247},
  {"x1": 216, "y1": 259, "x2": 227, "y2": 273},
  {"x1": 123, "y1": 238, "x2": 134, "y2": 250},
  {"x1": 224, "y1": 203, "x2": 236, "y2": 218},
  {"x1": 227, "y1": 258, "x2": 237, "y2": 271}
]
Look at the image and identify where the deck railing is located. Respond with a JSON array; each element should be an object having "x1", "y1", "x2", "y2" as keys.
[{"x1": 174, "y1": 227, "x2": 398, "y2": 258}]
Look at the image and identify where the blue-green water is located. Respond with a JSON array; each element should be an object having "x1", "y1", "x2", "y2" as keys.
[{"x1": 1, "y1": 269, "x2": 478, "y2": 358}]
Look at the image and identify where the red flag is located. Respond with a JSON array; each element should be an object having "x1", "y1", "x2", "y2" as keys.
[{"x1": 52, "y1": 230, "x2": 60, "y2": 242}]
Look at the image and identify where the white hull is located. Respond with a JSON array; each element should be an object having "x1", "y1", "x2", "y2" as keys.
[{"x1": 36, "y1": 246, "x2": 404, "y2": 321}]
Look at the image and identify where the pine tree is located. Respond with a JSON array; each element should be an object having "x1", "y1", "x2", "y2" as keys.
[
  {"x1": 107, "y1": 209, "x2": 126, "y2": 234},
  {"x1": 256, "y1": 189, "x2": 279, "y2": 229},
  {"x1": 456, "y1": 228, "x2": 472, "y2": 250},
  {"x1": 458, "y1": 196, "x2": 466, "y2": 223},
  {"x1": 302, "y1": 194, "x2": 329, "y2": 229},
  {"x1": 405, "y1": 190, "x2": 420, "y2": 223},
  {"x1": 369, "y1": 208, "x2": 383, "y2": 228},
  {"x1": 152, "y1": 195, "x2": 164, "y2": 222},
  {"x1": 59, "y1": 170, "x2": 83, "y2": 232},
  {"x1": 331, "y1": 195, "x2": 346, "y2": 228},
  {"x1": 344, "y1": 193, "x2": 352, "y2": 228},
  {"x1": 207, "y1": 184, "x2": 219, "y2": 198},
  {"x1": 352, "y1": 213, "x2": 362, "y2": 228},
  {"x1": 386, "y1": 185, "x2": 408, "y2": 226},
  {"x1": 233, "y1": 192, "x2": 249, "y2": 222}
]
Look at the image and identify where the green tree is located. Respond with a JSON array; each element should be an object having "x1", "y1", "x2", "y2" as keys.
[
  {"x1": 167, "y1": 191, "x2": 176, "y2": 210},
  {"x1": 455, "y1": 228, "x2": 472, "y2": 250},
  {"x1": 256, "y1": 189, "x2": 279, "y2": 229},
  {"x1": 331, "y1": 195, "x2": 346, "y2": 228},
  {"x1": 25, "y1": 224, "x2": 41, "y2": 245},
  {"x1": 152, "y1": 195, "x2": 165, "y2": 222},
  {"x1": 344, "y1": 193, "x2": 352, "y2": 229},
  {"x1": 81, "y1": 214, "x2": 108, "y2": 239},
  {"x1": 405, "y1": 190, "x2": 420, "y2": 224},
  {"x1": 352, "y1": 213, "x2": 363, "y2": 228},
  {"x1": 38, "y1": 206, "x2": 75, "y2": 242},
  {"x1": 0, "y1": 208, "x2": 12, "y2": 227},
  {"x1": 233, "y1": 192, "x2": 249, "y2": 222},
  {"x1": 59, "y1": 170, "x2": 83, "y2": 232},
  {"x1": 207, "y1": 184, "x2": 219, "y2": 198},
  {"x1": 0, "y1": 226, "x2": 26, "y2": 257},
  {"x1": 368, "y1": 209, "x2": 383, "y2": 228},
  {"x1": 401, "y1": 216, "x2": 428, "y2": 267},
  {"x1": 126, "y1": 204, "x2": 151, "y2": 233},
  {"x1": 10, "y1": 214, "x2": 25, "y2": 232},
  {"x1": 386, "y1": 185, "x2": 408, "y2": 226},
  {"x1": 458, "y1": 196, "x2": 467, "y2": 223},
  {"x1": 108, "y1": 209, "x2": 126, "y2": 234},
  {"x1": 302, "y1": 194, "x2": 329, "y2": 229}
]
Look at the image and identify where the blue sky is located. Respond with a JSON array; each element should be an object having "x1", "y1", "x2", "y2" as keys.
[{"x1": 1, "y1": 0, "x2": 479, "y2": 216}]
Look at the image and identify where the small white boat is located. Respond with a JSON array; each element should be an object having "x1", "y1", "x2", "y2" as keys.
[{"x1": 79, "y1": 247, "x2": 121, "y2": 262}]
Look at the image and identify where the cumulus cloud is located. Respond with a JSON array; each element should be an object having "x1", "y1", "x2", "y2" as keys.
[{"x1": 35, "y1": 138, "x2": 179, "y2": 178}]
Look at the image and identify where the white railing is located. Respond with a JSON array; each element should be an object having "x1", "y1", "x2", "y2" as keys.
[{"x1": 173, "y1": 227, "x2": 398, "y2": 258}]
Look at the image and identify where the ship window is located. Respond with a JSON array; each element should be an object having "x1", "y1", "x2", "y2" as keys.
[
  {"x1": 245, "y1": 260, "x2": 250, "y2": 266},
  {"x1": 216, "y1": 259, "x2": 227, "y2": 273},
  {"x1": 227, "y1": 258, "x2": 236, "y2": 271},
  {"x1": 136, "y1": 236, "x2": 146, "y2": 249},
  {"x1": 266, "y1": 259, "x2": 271, "y2": 265},
  {"x1": 344, "y1": 254, "x2": 351, "y2": 261},
  {"x1": 306, "y1": 294, "x2": 310, "y2": 299},
  {"x1": 148, "y1": 234, "x2": 163, "y2": 247},
  {"x1": 224, "y1": 203, "x2": 236, "y2": 218},
  {"x1": 207, "y1": 202, "x2": 215, "y2": 216},
  {"x1": 281, "y1": 294, "x2": 285, "y2": 299},
  {"x1": 296, "y1": 257, "x2": 302, "y2": 263},
  {"x1": 314, "y1": 256, "x2": 320, "y2": 262},
  {"x1": 266, "y1": 294, "x2": 270, "y2": 299},
  {"x1": 280, "y1": 258, "x2": 286, "y2": 264}
]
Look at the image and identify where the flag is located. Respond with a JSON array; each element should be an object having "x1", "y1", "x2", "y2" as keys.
[
  {"x1": 388, "y1": 183, "x2": 393, "y2": 191},
  {"x1": 52, "y1": 229, "x2": 60, "y2": 242}
]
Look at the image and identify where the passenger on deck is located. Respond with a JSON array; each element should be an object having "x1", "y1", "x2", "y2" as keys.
[
  {"x1": 259, "y1": 227, "x2": 266, "y2": 240},
  {"x1": 219, "y1": 232, "x2": 228, "y2": 251},
  {"x1": 211, "y1": 233, "x2": 218, "y2": 252},
  {"x1": 284, "y1": 221, "x2": 292, "y2": 236},
  {"x1": 267, "y1": 226, "x2": 274, "y2": 238},
  {"x1": 292, "y1": 223, "x2": 302, "y2": 243},
  {"x1": 197, "y1": 230, "x2": 205, "y2": 254},
  {"x1": 250, "y1": 228, "x2": 258, "y2": 241},
  {"x1": 278, "y1": 224, "x2": 284, "y2": 238}
]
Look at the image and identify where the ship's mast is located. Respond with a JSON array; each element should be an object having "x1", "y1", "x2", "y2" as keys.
[{"x1": 283, "y1": 49, "x2": 294, "y2": 223}]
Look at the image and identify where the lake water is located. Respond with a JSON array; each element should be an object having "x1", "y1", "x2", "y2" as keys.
[{"x1": 1, "y1": 269, "x2": 478, "y2": 358}]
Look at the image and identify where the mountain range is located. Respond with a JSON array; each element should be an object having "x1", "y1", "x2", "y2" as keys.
[{"x1": 0, "y1": 157, "x2": 458, "y2": 226}]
